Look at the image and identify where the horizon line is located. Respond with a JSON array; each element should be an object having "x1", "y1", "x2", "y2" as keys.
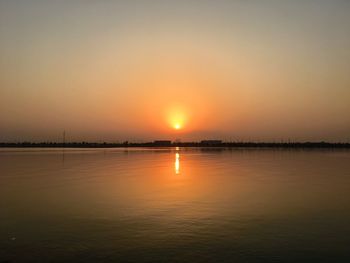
[{"x1": 1, "y1": 141, "x2": 350, "y2": 149}]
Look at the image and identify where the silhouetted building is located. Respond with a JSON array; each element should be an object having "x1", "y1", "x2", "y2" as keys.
[
  {"x1": 200, "y1": 140, "x2": 222, "y2": 146},
  {"x1": 153, "y1": 140, "x2": 172, "y2": 146}
]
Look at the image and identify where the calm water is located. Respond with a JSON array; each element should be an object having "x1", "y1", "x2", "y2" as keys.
[{"x1": 1, "y1": 148, "x2": 350, "y2": 262}]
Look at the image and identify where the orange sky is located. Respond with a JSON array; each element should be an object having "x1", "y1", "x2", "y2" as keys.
[{"x1": 0, "y1": 1, "x2": 349, "y2": 142}]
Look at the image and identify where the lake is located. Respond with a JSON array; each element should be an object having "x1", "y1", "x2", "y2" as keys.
[{"x1": 1, "y1": 148, "x2": 350, "y2": 262}]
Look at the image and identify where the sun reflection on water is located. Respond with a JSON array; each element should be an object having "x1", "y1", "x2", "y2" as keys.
[{"x1": 175, "y1": 152, "x2": 180, "y2": 174}]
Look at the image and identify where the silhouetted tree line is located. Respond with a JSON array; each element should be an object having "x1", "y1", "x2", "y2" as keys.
[{"x1": 0, "y1": 141, "x2": 349, "y2": 148}]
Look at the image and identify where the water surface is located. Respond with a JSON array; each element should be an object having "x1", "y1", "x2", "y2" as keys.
[{"x1": 1, "y1": 148, "x2": 350, "y2": 262}]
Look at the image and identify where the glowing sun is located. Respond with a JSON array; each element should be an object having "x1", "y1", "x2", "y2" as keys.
[
  {"x1": 166, "y1": 106, "x2": 187, "y2": 131},
  {"x1": 174, "y1": 123, "x2": 182, "y2": 130}
]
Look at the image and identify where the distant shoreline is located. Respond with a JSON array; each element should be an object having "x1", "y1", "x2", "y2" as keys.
[{"x1": 1, "y1": 142, "x2": 349, "y2": 148}]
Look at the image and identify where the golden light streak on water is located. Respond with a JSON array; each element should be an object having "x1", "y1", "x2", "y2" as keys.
[{"x1": 175, "y1": 152, "x2": 180, "y2": 174}]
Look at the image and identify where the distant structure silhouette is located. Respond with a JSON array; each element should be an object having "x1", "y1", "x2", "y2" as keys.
[
  {"x1": 63, "y1": 130, "x2": 66, "y2": 146},
  {"x1": 153, "y1": 140, "x2": 172, "y2": 146},
  {"x1": 201, "y1": 140, "x2": 222, "y2": 146},
  {"x1": 1, "y1": 140, "x2": 349, "y2": 149}
]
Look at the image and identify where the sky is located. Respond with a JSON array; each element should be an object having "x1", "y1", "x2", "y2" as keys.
[{"x1": 0, "y1": 0, "x2": 349, "y2": 142}]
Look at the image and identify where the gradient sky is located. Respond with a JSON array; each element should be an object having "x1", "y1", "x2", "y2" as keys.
[{"x1": 1, "y1": 0, "x2": 349, "y2": 142}]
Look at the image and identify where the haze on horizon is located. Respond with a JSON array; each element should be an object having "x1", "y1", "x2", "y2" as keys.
[{"x1": 1, "y1": 0, "x2": 349, "y2": 142}]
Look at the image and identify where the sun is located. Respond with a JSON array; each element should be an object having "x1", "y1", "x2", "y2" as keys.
[
  {"x1": 174, "y1": 123, "x2": 181, "y2": 130},
  {"x1": 166, "y1": 106, "x2": 187, "y2": 131}
]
